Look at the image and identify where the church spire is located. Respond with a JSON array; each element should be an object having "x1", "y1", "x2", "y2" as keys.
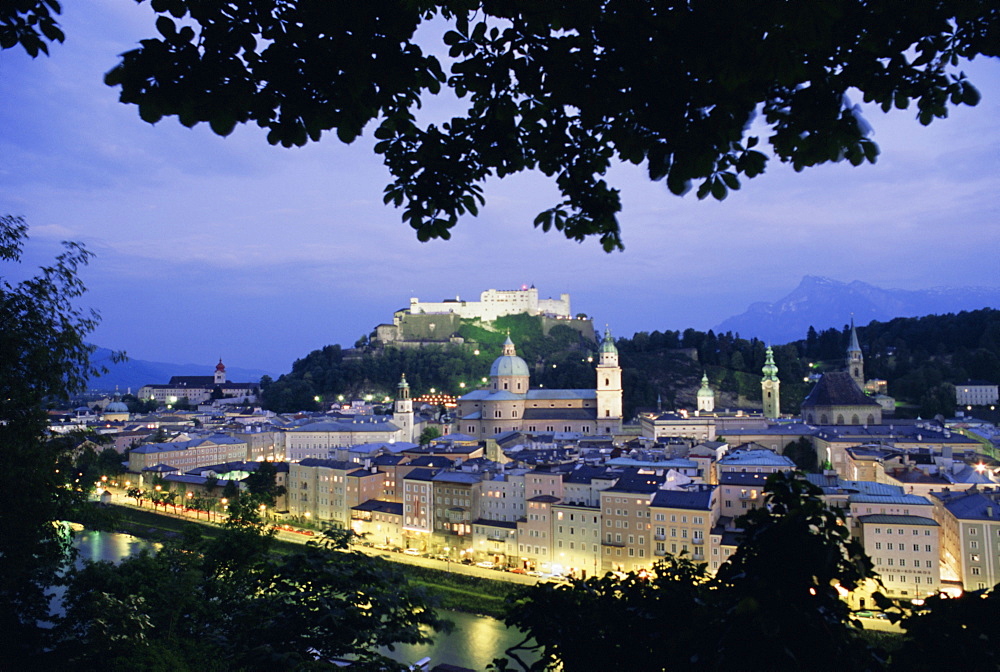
[
  {"x1": 848, "y1": 317, "x2": 862, "y2": 354},
  {"x1": 847, "y1": 317, "x2": 864, "y2": 389},
  {"x1": 761, "y1": 346, "x2": 779, "y2": 382},
  {"x1": 761, "y1": 346, "x2": 781, "y2": 419},
  {"x1": 697, "y1": 372, "x2": 715, "y2": 412}
]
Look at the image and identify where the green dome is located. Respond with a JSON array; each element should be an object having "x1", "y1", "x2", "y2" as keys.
[
  {"x1": 761, "y1": 346, "x2": 779, "y2": 381},
  {"x1": 697, "y1": 373, "x2": 714, "y2": 398},
  {"x1": 600, "y1": 327, "x2": 617, "y2": 354}
]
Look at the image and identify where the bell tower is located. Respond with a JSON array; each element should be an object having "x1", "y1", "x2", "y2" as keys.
[
  {"x1": 847, "y1": 318, "x2": 865, "y2": 390},
  {"x1": 214, "y1": 358, "x2": 226, "y2": 385},
  {"x1": 697, "y1": 372, "x2": 715, "y2": 412},
  {"x1": 394, "y1": 374, "x2": 414, "y2": 443},
  {"x1": 596, "y1": 327, "x2": 623, "y2": 434},
  {"x1": 761, "y1": 346, "x2": 781, "y2": 419}
]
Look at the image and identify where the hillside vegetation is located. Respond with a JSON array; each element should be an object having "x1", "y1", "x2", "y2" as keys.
[{"x1": 264, "y1": 309, "x2": 1000, "y2": 419}]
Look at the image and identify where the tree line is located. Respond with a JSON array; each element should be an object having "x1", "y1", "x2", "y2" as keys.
[{"x1": 263, "y1": 309, "x2": 999, "y2": 419}]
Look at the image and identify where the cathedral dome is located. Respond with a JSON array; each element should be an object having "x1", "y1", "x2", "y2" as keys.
[
  {"x1": 105, "y1": 400, "x2": 129, "y2": 413},
  {"x1": 490, "y1": 337, "x2": 530, "y2": 378}
]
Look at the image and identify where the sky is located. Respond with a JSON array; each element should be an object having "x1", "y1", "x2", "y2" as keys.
[{"x1": 2, "y1": 1, "x2": 999, "y2": 375}]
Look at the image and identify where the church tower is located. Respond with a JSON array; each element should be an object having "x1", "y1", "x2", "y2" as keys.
[
  {"x1": 761, "y1": 346, "x2": 781, "y2": 419},
  {"x1": 596, "y1": 327, "x2": 623, "y2": 434},
  {"x1": 393, "y1": 374, "x2": 415, "y2": 443},
  {"x1": 697, "y1": 372, "x2": 715, "y2": 412},
  {"x1": 847, "y1": 318, "x2": 865, "y2": 390},
  {"x1": 214, "y1": 359, "x2": 226, "y2": 385}
]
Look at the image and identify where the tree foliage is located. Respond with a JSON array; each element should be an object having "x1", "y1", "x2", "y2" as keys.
[
  {"x1": 892, "y1": 585, "x2": 1000, "y2": 671},
  {"x1": 0, "y1": 0, "x2": 64, "y2": 57},
  {"x1": 0, "y1": 216, "x2": 113, "y2": 665},
  {"x1": 84, "y1": 0, "x2": 1000, "y2": 249},
  {"x1": 53, "y1": 524, "x2": 443, "y2": 671}
]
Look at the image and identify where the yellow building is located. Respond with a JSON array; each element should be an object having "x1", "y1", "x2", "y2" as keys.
[
  {"x1": 858, "y1": 514, "x2": 940, "y2": 599},
  {"x1": 456, "y1": 332, "x2": 623, "y2": 439}
]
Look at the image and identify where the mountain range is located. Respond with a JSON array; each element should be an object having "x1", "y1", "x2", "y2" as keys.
[
  {"x1": 713, "y1": 276, "x2": 1000, "y2": 344},
  {"x1": 87, "y1": 346, "x2": 273, "y2": 393}
]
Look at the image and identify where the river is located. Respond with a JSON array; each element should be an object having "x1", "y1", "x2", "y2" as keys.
[{"x1": 72, "y1": 529, "x2": 529, "y2": 670}]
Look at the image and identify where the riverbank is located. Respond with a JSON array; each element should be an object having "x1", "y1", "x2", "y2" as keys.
[{"x1": 85, "y1": 503, "x2": 522, "y2": 619}]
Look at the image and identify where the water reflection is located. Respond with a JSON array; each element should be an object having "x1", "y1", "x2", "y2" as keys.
[
  {"x1": 73, "y1": 528, "x2": 160, "y2": 565},
  {"x1": 72, "y1": 531, "x2": 528, "y2": 669},
  {"x1": 382, "y1": 610, "x2": 530, "y2": 671}
]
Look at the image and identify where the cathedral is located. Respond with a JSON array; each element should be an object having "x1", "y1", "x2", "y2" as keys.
[
  {"x1": 455, "y1": 330, "x2": 624, "y2": 438},
  {"x1": 800, "y1": 319, "x2": 882, "y2": 426}
]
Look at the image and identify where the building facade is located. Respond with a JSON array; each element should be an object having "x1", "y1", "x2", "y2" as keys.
[{"x1": 456, "y1": 333, "x2": 623, "y2": 438}]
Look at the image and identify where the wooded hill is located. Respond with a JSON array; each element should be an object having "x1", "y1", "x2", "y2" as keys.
[{"x1": 263, "y1": 309, "x2": 1000, "y2": 419}]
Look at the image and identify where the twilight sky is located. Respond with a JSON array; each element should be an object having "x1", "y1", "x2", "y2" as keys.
[{"x1": 2, "y1": 1, "x2": 999, "y2": 375}]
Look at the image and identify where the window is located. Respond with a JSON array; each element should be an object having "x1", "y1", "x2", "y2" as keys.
[
  {"x1": 925, "y1": 544, "x2": 932, "y2": 552},
  {"x1": 972, "y1": 567, "x2": 981, "y2": 576}
]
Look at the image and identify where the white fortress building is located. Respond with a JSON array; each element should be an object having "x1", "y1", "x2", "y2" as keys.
[{"x1": 407, "y1": 286, "x2": 572, "y2": 321}]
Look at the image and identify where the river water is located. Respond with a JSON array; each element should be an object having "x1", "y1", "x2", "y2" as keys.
[{"x1": 72, "y1": 530, "x2": 529, "y2": 670}]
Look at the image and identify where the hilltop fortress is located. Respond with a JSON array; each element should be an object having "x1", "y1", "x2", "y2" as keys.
[
  {"x1": 375, "y1": 287, "x2": 591, "y2": 345},
  {"x1": 410, "y1": 286, "x2": 572, "y2": 321}
]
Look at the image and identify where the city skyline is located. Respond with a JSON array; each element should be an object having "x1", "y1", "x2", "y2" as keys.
[{"x1": 2, "y1": 1, "x2": 999, "y2": 374}]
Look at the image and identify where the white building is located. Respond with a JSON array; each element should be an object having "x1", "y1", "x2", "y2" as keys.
[
  {"x1": 285, "y1": 418, "x2": 405, "y2": 461},
  {"x1": 138, "y1": 360, "x2": 260, "y2": 406},
  {"x1": 407, "y1": 286, "x2": 572, "y2": 321},
  {"x1": 955, "y1": 380, "x2": 999, "y2": 407}
]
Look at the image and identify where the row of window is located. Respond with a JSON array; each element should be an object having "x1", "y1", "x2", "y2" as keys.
[
  {"x1": 651, "y1": 513, "x2": 705, "y2": 524},
  {"x1": 873, "y1": 543, "x2": 933, "y2": 552},
  {"x1": 874, "y1": 558, "x2": 934, "y2": 568},
  {"x1": 874, "y1": 527, "x2": 932, "y2": 536}
]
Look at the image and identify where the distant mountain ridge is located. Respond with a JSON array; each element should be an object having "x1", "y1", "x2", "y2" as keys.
[
  {"x1": 87, "y1": 346, "x2": 273, "y2": 392},
  {"x1": 714, "y1": 276, "x2": 1000, "y2": 345}
]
